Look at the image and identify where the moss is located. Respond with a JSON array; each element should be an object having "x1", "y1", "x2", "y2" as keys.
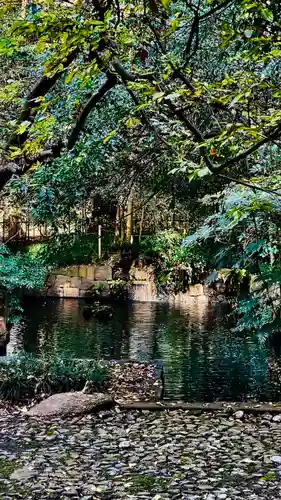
[
  {"x1": 128, "y1": 474, "x2": 168, "y2": 493},
  {"x1": 57, "y1": 452, "x2": 72, "y2": 466},
  {"x1": 0, "y1": 458, "x2": 18, "y2": 477}
]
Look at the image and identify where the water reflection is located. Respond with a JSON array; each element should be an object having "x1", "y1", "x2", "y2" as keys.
[{"x1": 18, "y1": 298, "x2": 281, "y2": 402}]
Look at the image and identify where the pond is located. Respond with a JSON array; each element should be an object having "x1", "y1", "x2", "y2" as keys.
[{"x1": 8, "y1": 298, "x2": 281, "y2": 402}]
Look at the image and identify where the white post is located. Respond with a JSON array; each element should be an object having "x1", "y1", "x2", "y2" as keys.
[{"x1": 98, "y1": 225, "x2": 102, "y2": 259}]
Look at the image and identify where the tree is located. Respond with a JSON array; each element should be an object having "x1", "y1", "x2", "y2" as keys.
[{"x1": 1, "y1": 0, "x2": 281, "y2": 197}]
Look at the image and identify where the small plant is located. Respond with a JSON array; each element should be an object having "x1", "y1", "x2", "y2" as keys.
[
  {"x1": 88, "y1": 282, "x2": 106, "y2": 300},
  {"x1": 109, "y1": 279, "x2": 129, "y2": 300},
  {"x1": 0, "y1": 459, "x2": 19, "y2": 478},
  {"x1": 260, "y1": 471, "x2": 277, "y2": 481}
]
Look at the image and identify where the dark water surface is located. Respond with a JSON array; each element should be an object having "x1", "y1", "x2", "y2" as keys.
[{"x1": 19, "y1": 298, "x2": 281, "y2": 402}]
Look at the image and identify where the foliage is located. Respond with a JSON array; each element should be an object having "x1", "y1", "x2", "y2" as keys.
[
  {"x1": 0, "y1": 354, "x2": 107, "y2": 401},
  {"x1": 109, "y1": 279, "x2": 129, "y2": 301},
  {"x1": 27, "y1": 233, "x2": 115, "y2": 266},
  {"x1": 184, "y1": 182, "x2": 281, "y2": 341},
  {"x1": 1, "y1": 0, "x2": 281, "y2": 212},
  {"x1": 140, "y1": 231, "x2": 208, "y2": 293},
  {"x1": 0, "y1": 243, "x2": 46, "y2": 294},
  {"x1": 0, "y1": 243, "x2": 47, "y2": 320}
]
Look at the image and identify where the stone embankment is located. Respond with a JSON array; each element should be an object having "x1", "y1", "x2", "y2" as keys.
[{"x1": 45, "y1": 263, "x2": 207, "y2": 303}]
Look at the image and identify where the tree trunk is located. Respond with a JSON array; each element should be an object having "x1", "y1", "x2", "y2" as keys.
[
  {"x1": 139, "y1": 205, "x2": 145, "y2": 242},
  {"x1": 6, "y1": 321, "x2": 24, "y2": 356},
  {"x1": 126, "y1": 194, "x2": 133, "y2": 243},
  {"x1": 114, "y1": 204, "x2": 121, "y2": 243},
  {"x1": 21, "y1": 0, "x2": 28, "y2": 17},
  {"x1": 120, "y1": 207, "x2": 125, "y2": 242}
]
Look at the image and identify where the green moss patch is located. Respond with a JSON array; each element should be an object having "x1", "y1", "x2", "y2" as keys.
[
  {"x1": 0, "y1": 458, "x2": 19, "y2": 478},
  {"x1": 127, "y1": 474, "x2": 169, "y2": 493}
]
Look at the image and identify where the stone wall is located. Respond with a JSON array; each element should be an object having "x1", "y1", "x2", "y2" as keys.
[
  {"x1": 46, "y1": 265, "x2": 112, "y2": 298},
  {"x1": 45, "y1": 264, "x2": 208, "y2": 302}
]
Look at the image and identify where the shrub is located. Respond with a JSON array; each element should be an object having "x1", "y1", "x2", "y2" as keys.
[
  {"x1": 0, "y1": 354, "x2": 108, "y2": 401},
  {"x1": 139, "y1": 231, "x2": 208, "y2": 293},
  {"x1": 109, "y1": 279, "x2": 129, "y2": 300},
  {"x1": 27, "y1": 233, "x2": 115, "y2": 267}
]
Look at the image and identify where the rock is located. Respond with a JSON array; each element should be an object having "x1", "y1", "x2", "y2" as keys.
[
  {"x1": 27, "y1": 392, "x2": 114, "y2": 417},
  {"x1": 273, "y1": 415, "x2": 281, "y2": 423},
  {"x1": 10, "y1": 464, "x2": 36, "y2": 481},
  {"x1": 233, "y1": 410, "x2": 244, "y2": 419},
  {"x1": 262, "y1": 413, "x2": 272, "y2": 421},
  {"x1": 272, "y1": 456, "x2": 281, "y2": 464},
  {"x1": 119, "y1": 440, "x2": 132, "y2": 449}
]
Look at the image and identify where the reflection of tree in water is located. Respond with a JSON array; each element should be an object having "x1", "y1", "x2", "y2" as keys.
[
  {"x1": 23, "y1": 298, "x2": 131, "y2": 359},
  {"x1": 154, "y1": 301, "x2": 279, "y2": 402},
  {"x1": 21, "y1": 298, "x2": 280, "y2": 401},
  {"x1": 129, "y1": 302, "x2": 157, "y2": 361},
  {"x1": 154, "y1": 300, "x2": 211, "y2": 399},
  {"x1": 7, "y1": 320, "x2": 24, "y2": 356}
]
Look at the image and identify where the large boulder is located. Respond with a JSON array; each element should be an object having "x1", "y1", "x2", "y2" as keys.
[{"x1": 27, "y1": 392, "x2": 113, "y2": 418}]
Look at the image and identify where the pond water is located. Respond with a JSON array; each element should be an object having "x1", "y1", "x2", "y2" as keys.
[{"x1": 11, "y1": 298, "x2": 281, "y2": 402}]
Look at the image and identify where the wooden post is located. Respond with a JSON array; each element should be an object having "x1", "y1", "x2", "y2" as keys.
[{"x1": 98, "y1": 225, "x2": 102, "y2": 259}]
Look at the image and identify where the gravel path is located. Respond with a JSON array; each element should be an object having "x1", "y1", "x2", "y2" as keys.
[{"x1": 1, "y1": 407, "x2": 281, "y2": 499}]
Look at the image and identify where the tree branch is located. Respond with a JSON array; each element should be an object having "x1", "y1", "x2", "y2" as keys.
[
  {"x1": 218, "y1": 173, "x2": 281, "y2": 198},
  {"x1": 8, "y1": 50, "x2": 78, "y2": 149},
  {"x1": 206, "y1": 124, "x2": 281, "y2": 174},
  {"x1": 199, "y1": 0, "x2": 234, "y2": 21},
  {"x1": 67, "y1": 73, "x2": 118, "y2": 150},
  {"x1": 182, "y1": 12, "x2": 199, "y2": 70}
]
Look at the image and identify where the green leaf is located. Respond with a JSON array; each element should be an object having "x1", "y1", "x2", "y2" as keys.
[
  {"x1": 152, "y1": 91, "x2": 165, "y2": 101},
  {"x1": 103, "y1": 129, "x2": 117, "y2": 143},
  {"x1": 15, "y1": 120, "x2": 31, "y2": 135},
  {"x1": 260, "y1": 8, "x2": 273, "y2": 22},
  {"x1": 160, "y1": 0, "x2": 171, "y2": 10},
  {"x1": 125, "y1": 118, "x2": 141, "y2": 128}
]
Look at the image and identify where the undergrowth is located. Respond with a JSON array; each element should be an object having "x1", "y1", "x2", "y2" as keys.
[{"x1": 0, "y1": 354, "x2": 107, "y2": 401}]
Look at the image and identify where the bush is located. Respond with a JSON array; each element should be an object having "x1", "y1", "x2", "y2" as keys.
[
  {"x1": 27, "y1": 232, "x2": 115, "y2": 267},
  {"x1": 0, "y1": 354, "x2": 108, "y2": 401},
  {"x1": 139, "y1": 231, "x2": 208, "y2": 293}
]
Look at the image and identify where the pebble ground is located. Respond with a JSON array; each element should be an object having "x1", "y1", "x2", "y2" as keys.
[{"x1": 1, "y1": 407, "x2": 281, "y2": 499}]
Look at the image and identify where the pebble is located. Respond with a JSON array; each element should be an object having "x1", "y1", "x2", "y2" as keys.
[
  {"x1": 0, "y1": 407, "x2": 280, "y2": 499},
  {"x1": 233, "y1": 410, "x2": 244, "y2": 419}
]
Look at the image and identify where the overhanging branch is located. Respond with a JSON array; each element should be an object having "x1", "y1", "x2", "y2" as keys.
[
  {"x1": 67, "y1": 73, "x2": 118, "y2": 150},
  {"x1": 9, "y1": 50, "x2": 78, "y2": 149}
]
